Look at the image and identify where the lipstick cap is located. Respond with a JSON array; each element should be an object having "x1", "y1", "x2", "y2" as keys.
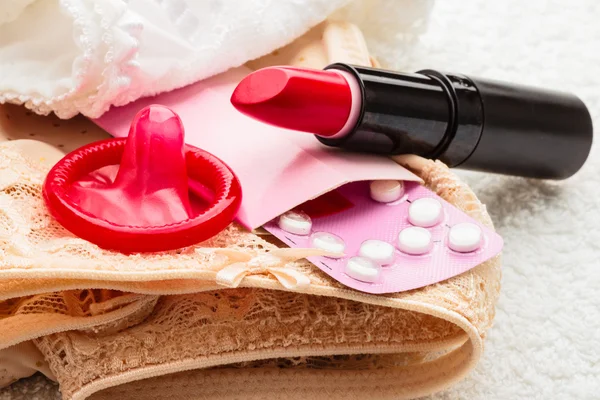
[{"x1": 451, "y1": 74, "x2": 593, "y2": 179}]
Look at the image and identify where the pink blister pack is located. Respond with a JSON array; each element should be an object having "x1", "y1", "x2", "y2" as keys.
[{"x1": 264, "y1": 181, "x2": 503, "y2": 294}]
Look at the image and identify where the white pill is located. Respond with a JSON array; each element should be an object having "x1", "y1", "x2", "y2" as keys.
[
  {"x1": 448, "y1": 223, "x2": 482, "y2": 253},
  {"x1": 344, "y1": 256, "x2": 381, "y2": 283},
  {"x1": 358, "y1": 239, "x2": 395, "y2": 265},
  {"x1": 398, "y1": 227, "x2": 432, "y2": 255},
  {"x1": 310, "y1": 232, "x2": 346, "y2": 257},
  {"x1": 408, "y1": 198, "x2": 443, "y2": 227},
  {"x1": 370, "y1": 180, "x2": 405, "y2": 203},
  {"x1": 278, "y1": 210, "x2": 312, "y2": 235}
]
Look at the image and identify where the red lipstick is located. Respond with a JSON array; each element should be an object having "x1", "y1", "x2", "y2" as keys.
[
  {"x1": 231, "y1": 66, "x2": 353, "y2": 137},
  {"x1": 231, "y1": 63, "x2": 593, "y2": 180}
]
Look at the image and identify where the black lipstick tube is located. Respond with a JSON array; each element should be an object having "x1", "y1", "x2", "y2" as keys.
[{"x1": 320, "y1": 63, "x2": 593, "y2": 179}]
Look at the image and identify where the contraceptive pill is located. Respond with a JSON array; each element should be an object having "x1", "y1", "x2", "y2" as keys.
[
  {"x1": 369, "y1": 180, "x2": 405, "y2": 203},
  {"x1": 278, "y1": 210, "x2": 312, "y2": 235},
  {"x1": 448, "y1": 223, "x2": 483, "y2": 253},
  {"x1": 358, "y1": 239, "x2": 395, "y2": 265},
  {"x1": 398, "y1": 226, "x2": 432, "y2": 255},
  {"x1": 408, "y1": 197, "x2": 443, "y2": 227},
  {"x1": 265, "y1": 181, "x2": 504, "y2": 295},
  {"x1": 310, "y1": 232, "x2": 346, "y2": 257},
  {"x1": 344, "y1": 256, "x2": 381, "y2": 283}
]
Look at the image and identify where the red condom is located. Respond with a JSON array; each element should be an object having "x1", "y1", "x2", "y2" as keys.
[{"x1": 43, "y1": 105, "x2": 242, "y2": 253}]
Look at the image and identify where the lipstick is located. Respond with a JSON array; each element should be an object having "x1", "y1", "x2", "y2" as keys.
[{"x1": 231, "y1": 64, "x2": 593, "y2": 179}]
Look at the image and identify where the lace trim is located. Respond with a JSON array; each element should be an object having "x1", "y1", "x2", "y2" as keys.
[
  {"x1": 34, "y1": 288, "x2": 467, "y2": 399},
  {"x1": 0, "y1": 0, "x2": 143, "y2": 119}
]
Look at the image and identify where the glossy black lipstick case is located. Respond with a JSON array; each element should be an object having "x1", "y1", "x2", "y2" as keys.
[{"x1": 320, "y1": 63, "x2": 593, "y2": 179}]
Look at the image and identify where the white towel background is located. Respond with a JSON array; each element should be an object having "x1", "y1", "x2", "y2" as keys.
[
  {"x1": 1, "y1": 0, "x2": 599, "y2": 399},
  {"x1": 404, "y1": 1, "x2": 599, "y2": 399}
]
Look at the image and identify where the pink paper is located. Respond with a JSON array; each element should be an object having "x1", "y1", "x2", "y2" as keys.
[
  {"x1": 264, "y1": 181, "x2": 504, "y2": 294},
  {"x1": 95, "y1": 67, "x2": 420, "y2": 230}
]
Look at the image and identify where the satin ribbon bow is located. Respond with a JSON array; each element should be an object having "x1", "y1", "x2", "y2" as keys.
[{"x1": 210, "y1": 248, "x2": 342, "y2": 290}]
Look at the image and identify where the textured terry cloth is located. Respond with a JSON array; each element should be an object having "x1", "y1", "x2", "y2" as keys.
[
  {"x1": 0, "y1": 0, "x2": 433, "y2": 119},
  {"x1": 399, "y1": 1, "x2": 599, "y2": 399}
]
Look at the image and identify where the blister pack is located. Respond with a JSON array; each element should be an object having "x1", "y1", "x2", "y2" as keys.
[{"x1": 264, "y1": 180, "x2": 503, "y2": 294}]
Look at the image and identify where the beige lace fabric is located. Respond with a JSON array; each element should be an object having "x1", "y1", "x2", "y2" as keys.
[{"x1": 0, "y1": 140, "x2": 501, "y2": 400}]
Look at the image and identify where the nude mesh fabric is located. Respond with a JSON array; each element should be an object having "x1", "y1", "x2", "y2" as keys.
[{"x1": 0, "y1": 142, "x2": 501, "y2": 399}]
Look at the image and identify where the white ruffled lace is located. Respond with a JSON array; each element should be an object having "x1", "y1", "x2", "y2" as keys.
[{"x1": 0, "y1": 0, "x2": 433, "y2": 118}]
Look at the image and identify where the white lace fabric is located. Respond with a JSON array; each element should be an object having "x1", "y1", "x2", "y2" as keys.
[
  {"x1": 0, "y1": 0, "x2": 433, "y2": 119},
  {"x1": 0, "y1": 142, "x2": 501, "y2": 399}
]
